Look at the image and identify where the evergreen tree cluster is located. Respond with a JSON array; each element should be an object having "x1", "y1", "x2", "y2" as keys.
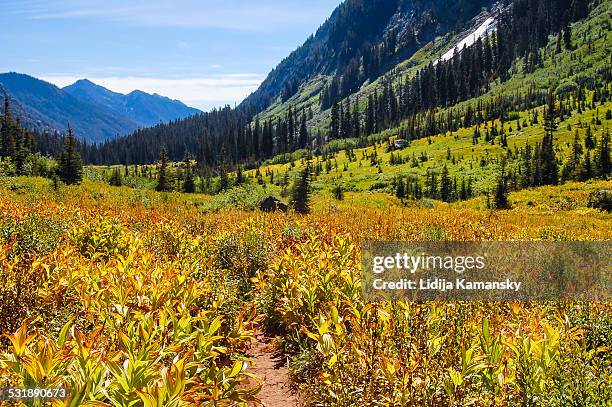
[
  {"x1": 394, "y1": 169, "x2": 474, "y2": 203},
  {"x1": 328, "y1": 0, "x2": 596, "y2": 140},
  {"x1": 321, "y1": 0, "x2": 590, "y2": 109},
  {"x1": 1, "y1": 94, "x2": 83, "y2": 182},
  {"x1": 89, "y1": 104, "x2": 317, "y2": 168},
  {"x1": 1, "y1": 94, "x2": 36, "y2": 175},
  {"x1": 57, "y1": 126, "x2": 83, "y2": 185}
]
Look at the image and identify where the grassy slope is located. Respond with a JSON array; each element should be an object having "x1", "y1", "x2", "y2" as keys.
[
  {"x1": 254, "y1": 13, "x2": 467, "y2": 131},
  {"x1": 247, "y1": 100, "x2": 611, "y2": 206},
  {"x1": 256, "y1": 0, "x2": 611, "y2": 143},
  {"x1": 239, "y1": 1, "x2": 612, "y2": 202}
]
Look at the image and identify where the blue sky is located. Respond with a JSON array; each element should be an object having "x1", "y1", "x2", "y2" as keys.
[{"x1": 0, "y1": 0, "x2": 342, "y2": 110}]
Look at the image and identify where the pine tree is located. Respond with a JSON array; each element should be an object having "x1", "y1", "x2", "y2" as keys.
[
  {"x1": 14, "y1": 123, "x2": 31, "y2": 175},
  {"x1": 440, "y1": 165, "x2": 452, "y2": 202},
  {"x1": 541, "y1": 91, "x2": 559, "y2": 185},
  {"x1": 156, "y1": 146, "x2": 172, "y2": 192},
  {"x1": 426, "y1": 170, "x2": 438, "y2": 199},
  {"x1": 218, "y1": 169, "x2": 229, "y2": 192},
  {"x1": 366, "y1": 94, "x2": 375, "y2": 135},
  {"x1": 58, "y1": 125, "x2": 83, "y2": 185},
  {"x1": 563, "y1": 25, "x2": 573, "y2": 50},
  {"x1": 299, "y1": 112, "x2": 308, "y2": 148},
  {"x1": 555, "y1": 32, "x2": 562, "y2": 54},
  {"x1": 596, "y1": 130, "x2": 611, "y2": 178},
  {"x1": 291, "y1": 163, "x2": 311, "y2": 214},
  {"x1": 563, "y1": 130, "x2": 583, "y2": 180},
  {"x1": 330, "y1": 102, "x2": 340, "y2": 139},
  {"x1": 352, "y1": 99, "x2": 360, "y2": 137},
  {"x1": 182, "y1": 152, "x2": 195, "y2": 193},
  {"x1": 584, "y1": 126, "x2": 596, "y2": 149},
  {"x1": 494, "y1": 158, "x2": 511, "y2": 209},
  {"x1": 460, "y1": 178, "x2": 468, "y2": 201},
  {"x1": 235, "y1": 165, "x2": 245, "y2": 185},
  {"x1": 579, "y1": 151, "x2": 593, "y2": 181},
  {"x1": 1, "y1": 94, "x2": 16, "y2": 159},
  {"x1": 395, "y1": 177, "x2": 406, "y2": 199}
]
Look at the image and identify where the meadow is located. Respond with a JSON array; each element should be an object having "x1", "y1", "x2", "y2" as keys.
[
  {"x1": 85, "y1": 97, "x2": 612, "y2": 213},
  {"x1": 1, "y1": 0, "x2": 610, "y2": 405},
  {"x1": 0, "y1": 174, "x2": 610, "y2": 406}
]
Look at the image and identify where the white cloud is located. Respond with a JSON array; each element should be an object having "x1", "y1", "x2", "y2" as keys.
[{"x1": 41, "y1": 74, "x2": 264, "y2": 110}]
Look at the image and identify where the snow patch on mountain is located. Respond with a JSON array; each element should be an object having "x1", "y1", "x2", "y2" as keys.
[{"x1": 439, "y1": 17, "x2": 497, "y2": 62}]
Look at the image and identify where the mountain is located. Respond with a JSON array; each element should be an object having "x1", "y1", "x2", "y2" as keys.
[
  {"x1": 63, "y1": 79, "x2": 200, "y2": 128},
  {"x1": 88, "y1": 0, "x2": 498, "y2": 163},
  {"x1": 0, "y1": 73, "x2": 200, "y2": 143},
  {"x1": 70, "y1": 0, "x2": 603, "y2": 167},
  {"x1": 239, "y1": 0, "x2": 496, "y2": 114},
  {"x1": 0, "y1": 73, "x2": 138, "y2": 143}
]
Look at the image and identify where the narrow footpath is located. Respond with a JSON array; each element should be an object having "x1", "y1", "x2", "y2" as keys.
[{"x1": 247, "y1": 331, "x2": 300, "y2": 407}]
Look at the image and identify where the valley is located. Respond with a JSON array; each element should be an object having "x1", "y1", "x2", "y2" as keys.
[{"x1": 0, "y1": 0, "x2": 611, "y2": 405}]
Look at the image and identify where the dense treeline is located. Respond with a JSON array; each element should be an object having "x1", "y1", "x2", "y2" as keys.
[
  {"x1": 85, "y1": 106, "x2": 249, "y2": 166},
  {"x1": 1, "y1": 95, "x2": 83, "y2": 184},
  {"x1": 87, "y1": 104, "x2": 320, "y2": 168}
]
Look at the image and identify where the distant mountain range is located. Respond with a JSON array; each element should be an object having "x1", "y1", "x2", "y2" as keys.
[{"x1": 0, "y1": 73, "x2": 201, "y2": 143}]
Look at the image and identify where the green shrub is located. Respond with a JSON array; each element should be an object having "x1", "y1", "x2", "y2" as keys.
[
  {"x1": 69, "y1": 217, "x2": 128, "y2": 260},
  {"x1": 22, "y1": 154, "x2": 58, "y2": 177},
  {"x1": 0, "y1": 157, "x2": 16, "y2": 176},
  {"x1": 202, "y1": 185, "x2": 269, "y2": 211},
  {"x1": 215, "y1": 230, "x2": 269, "y2": 280},
  {"x1": 0, "y1": 214, "x2": 65, "y2": 256}
]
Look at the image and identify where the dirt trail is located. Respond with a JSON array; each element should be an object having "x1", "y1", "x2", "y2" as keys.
[{"x1": 247, "y1": 332, "x2": 300, "y2": 407}]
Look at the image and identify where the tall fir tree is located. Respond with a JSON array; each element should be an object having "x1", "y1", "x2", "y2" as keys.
[
  {"x1": 182, "y1": 152, "x2": 196, "y2": 193},
  {"x1": 1, "y1": 94, "x2": 16, "y2": 159},
  {"x1": 596, "y1": 130, "x2": 611, "y2": 178},
  {"x1": 156, "y1": 146, "x2": 172, "y2": 192},
  {"x1": 579, "y1": 151, "x2": 593, "y2": 181},
  {"x1": 14, "y1": 119, "x2": 34, "y2": 175},
  {"x1": 440, "y1": 165, "x2": 452, "y2": 202},
  {"x1": 541, "y1": 90, "x2": 559, "y2": 185},
  {"x1": 58, "y1": 125, "x2": 83, "y2": 185},
  {"x1": 291, "y1": 163, "x2": 312, "y2": 214},
  {"x1": 330, "y1": 102, "x2": 340, "y2": 140},
  {"x1": 563, "y1": 25, "x2": 573, "y2": 50},
  {"x1": 395, "y1": 176, "x2": 406, "y2": 199},
  {"x1": 235, "y1": 165, "x2": 245, "y2": 185},
  {"x1": 585, "y1": 126, "x2": 595, "y2": 149},
  {"x1": 494, "y1": 158, "x2": 511, "y2": 209},
  {"x1": 299, "y1": 112, "x2": 308, "y2": 149}
]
